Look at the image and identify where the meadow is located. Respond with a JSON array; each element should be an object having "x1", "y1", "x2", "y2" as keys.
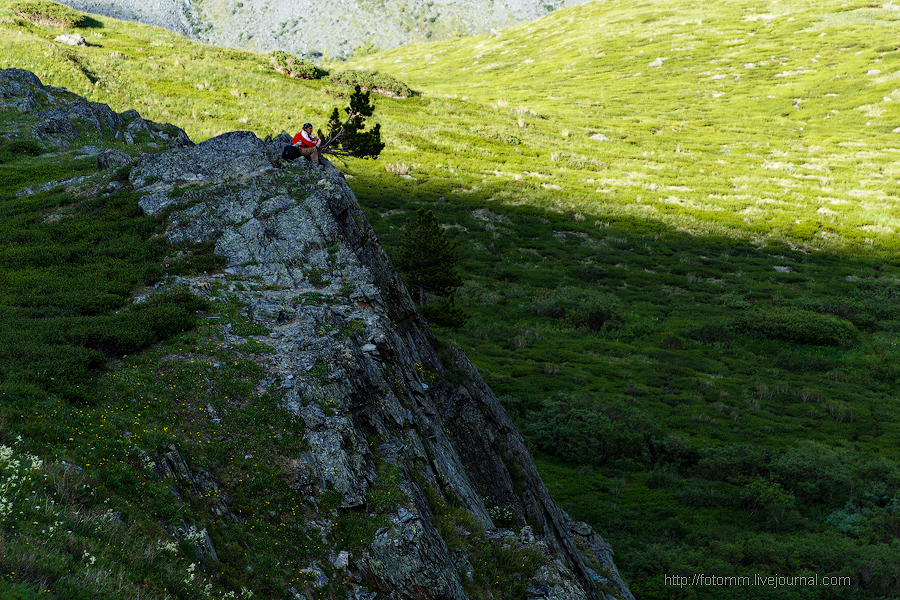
[{"x1": 1, "y1": 0, "x2": 900, "y2": 597}]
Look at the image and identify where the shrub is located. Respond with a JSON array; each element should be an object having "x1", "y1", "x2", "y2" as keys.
[
  {"x1": 849, "y1": 280, "x2": 900, "y2": 321},
  {"x1": 531, "y1": 286, "x2": 625, "y2": 333},
  {"x1": 0, "y1": 139, "x2": 44, "y2": 163},
  {"x1": 791, "y1": 298, "x2": 876, "y2": 329},
  {"x1": 686, "y1": 323, "x2": 732, "y2": 344},
  {"x1": 422, "y1": 300, "x2": 468, "y2": 328},
  {"x1": 269, "y1": 51, "x2": 326, "y2": 79},
  {"x1": 732, "y1": 307, "x2": 859, "y2": 347},
  {"x1": 770, "y1": 441, "x2": 856, "y2": 505},
  {"x1": 64, "y1": 287, "x2": 204, "y2": 355},
  {"x1": 350, "y1": 41, "x2": 380, "y2": 59},
  {"x1": 524, "y1": 394, "x2": 679, "y2": 467},
  {"x1": 773, "y1": 348, "x2": 838, "y2": 373},
  {"x1": 742, "y1": 477, "x2": 797, "y2": 523},
  {"x1": 330, "y1": 69, "x2": 412, "y2": 98},
  {"x1": 526, "y1": 397, "x2": 642, "y2": 466},
  {"x1": 698, "y1": 444, "x2": 773, "y2": 481},
  {"x1": 11, "y1": 0, "x2": 85, "y2": 28},
  {"x1": 7, "y1": 341, "x2": 104, "y2": 401},
  {"x1": 646, "y1": 465, "x2": 681, "y2": 489}
]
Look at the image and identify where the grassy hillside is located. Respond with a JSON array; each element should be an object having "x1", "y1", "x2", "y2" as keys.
[
  {"x1": 347, "y1": 4, "x2": 900, "y2": 596},
  {"x1": 2, "y1": 0, "x2": 900, "y2": 598},
  {"x1": 350, "y1": 0, "x2": 900, "y2": 248}
]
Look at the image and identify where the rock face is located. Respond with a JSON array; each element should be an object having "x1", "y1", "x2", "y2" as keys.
[
  {"x1": 135, "y1": 131, "x2": 634, "y2": 600},
  {"x1": 1, "y1": 68, "x2": 634, "y2": 600},
  {"x1": 58, "y1": 0, "x2": 196, "y2": 38},
  {"x1": 56, "y1": 0, "x2": 591, "y2": 59}
]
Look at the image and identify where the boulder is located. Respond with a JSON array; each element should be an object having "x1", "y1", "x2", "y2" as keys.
[
  {"x1": 55, "y1": 33, "x2": 87, "y2": 46},
  {"x1": 96, "y1": 148, "x2": 132, "y2": 170},
  {"x1": 0, "y1": 68, "x2": 52, "y2": 113},
  {"x1": 34, "y1": 100, "x2": 124, "y2": 140}
]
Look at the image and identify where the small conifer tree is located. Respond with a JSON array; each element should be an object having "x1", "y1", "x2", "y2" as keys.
[
  {"x1": 396, "y1": 209, "x2": 467, "y2": 327},
  {"x1": 319, "y1": 86, "x2": 384, "y2": 159}
]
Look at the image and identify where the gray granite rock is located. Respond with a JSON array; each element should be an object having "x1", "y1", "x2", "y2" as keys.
[{"x1": 96, "y1": 148, "x2": 133, "y2": 170}]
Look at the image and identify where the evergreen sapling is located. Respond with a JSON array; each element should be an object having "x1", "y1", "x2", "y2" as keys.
[
  {"x1": 396, "y1": 209, "x2": 467, "y2": 327},
  {"x1": 319, "y1": 86, "x2": 385, "y2": 159}
]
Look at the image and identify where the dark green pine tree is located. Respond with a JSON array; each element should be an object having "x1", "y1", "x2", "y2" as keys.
[
  {"x1": 319, "y1": 86, "x2": 385, "y2": 159},
  {"x1": 396, "y1": 209, "x2": 467, "y2": 327}
]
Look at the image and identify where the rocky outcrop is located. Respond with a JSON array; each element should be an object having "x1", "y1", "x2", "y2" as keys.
[
  {"x1": 0, "y1": 68, "x2": 58, "y2": 114},
  {"x1": 0, "y1": 68, "x2": 191, "y2": 152},
  {"x1": 0, "y1": 68, "x2": 633, "y2": 600},
  {"x1": 130, "y1": 129, "x2": 632, "y2": 599}
]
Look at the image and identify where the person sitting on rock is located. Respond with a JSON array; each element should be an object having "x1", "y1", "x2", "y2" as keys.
[{"x1": 288, "y1": 122, "x2": 321, "y2": 164}]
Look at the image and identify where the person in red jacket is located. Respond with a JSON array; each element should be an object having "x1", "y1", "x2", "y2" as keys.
[{"x1": 290, "y1": 122, "x2": 321, "y2": 164}]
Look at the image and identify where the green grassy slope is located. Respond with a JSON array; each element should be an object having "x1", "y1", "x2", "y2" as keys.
[
  {"x1": 339, "y1": 3, "x2": 900, "y2": 597},
  {"x1": 2, "y1": 0, "x2": 900, "y2": 598},
  {"x1": 349, "y1": 0, "x2": 900, "y2": 250}
]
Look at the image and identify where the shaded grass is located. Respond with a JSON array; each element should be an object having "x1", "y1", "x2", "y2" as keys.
[
  {"x1": 353, "y1": 176, "x2": 900, "y2": 597},
  {"x1": 0, "y1": 151, "x2": 214, "y2": 401}
]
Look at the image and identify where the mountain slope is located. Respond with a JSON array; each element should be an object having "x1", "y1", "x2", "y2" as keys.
[
  {"x1": 0, "y1": 68, "x2": 633, "y2": 599},
  {"x1": 55, "y1": 0, "x2": 591, "y2": 58},
  {"x1": 346, "y1": 0, "x2": 900, "y2": 252}
]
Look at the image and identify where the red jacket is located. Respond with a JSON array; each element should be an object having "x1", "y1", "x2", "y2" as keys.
[{"x1": 292, "y1": 129, "x2": 320, "y2": 148}]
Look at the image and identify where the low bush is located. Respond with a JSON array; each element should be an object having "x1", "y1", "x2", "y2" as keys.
[
  {"x1": 0, "y1": 176, "x2": 212, "y2": 403},
  {"x1": 733, "y1": 308, "x2": 859, "y2": 347},
  {"x1": 646, "y1": 465, "x2": 681, "y2": 489},
  {"x1": 700, "y1": 441, "x2": 860, "y2": 502},
  {"x1": 531, "y1": 286, "x2": 625, "y2": 333},
  {"x1": 524, "y1": 393, "x2": 684, "y2": 467},
  {"x1": 330, "y1": 69, "x2": 412, "y2": 98},
  {"x1": 0, "y1": 139, "x2": 44, "y2": 163},
  {"x1": 773, "y1": 348, "x2": 839, "y2": 373},
  {"x1": 269, "y1": 51, "x2": 326, "y2": 79},
  {"x1": 791, "y1": 298, "x2": 876, "y2": 329},
  {"x1": 4, "y1": 340, "x2": 104, "y2": 401},
  {"x1": 1, "y1": 288, "x2": 205, "y2": 402},
  {"x1": 697, "y1": 444, "x2": 774, "y2": 481},
  {"x1": 686, "y1": 322, "x2": 733, "y2": 344},
  {"x1": 11, "y1": 0, "x2": 85, "y2": 28},
  {"x1": 770, "y1": 441, "x2": 857, "y2": 506},
  {"x1": 849, "y1": 281, "x2": 900, "y2": 321},
  {"x1": 65, "y1": 289, "x2": 206, "y2": 356},
  {"x1": 740, "y1": 477, "x2": 798, "y2": 525}
]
